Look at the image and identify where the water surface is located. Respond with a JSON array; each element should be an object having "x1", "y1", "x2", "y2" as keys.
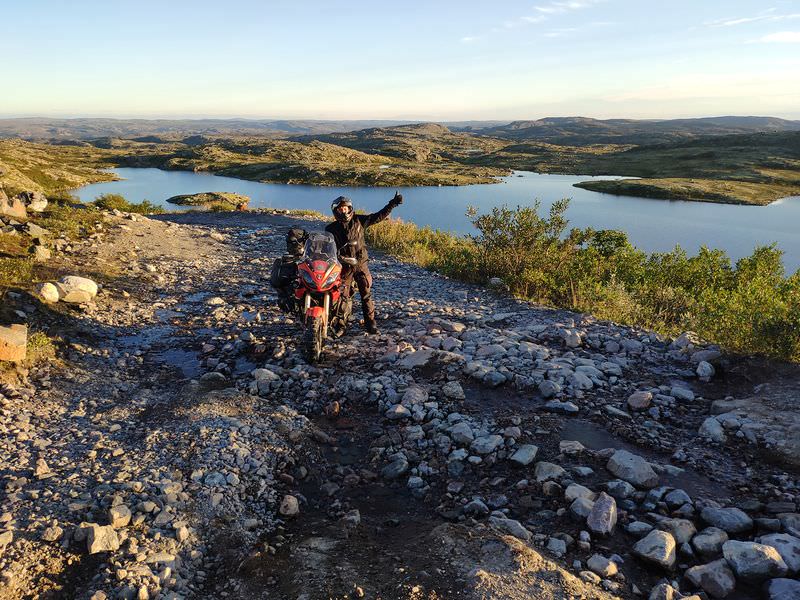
[{"x1": 75, "y1": 168, "x2": 800, "y2": 272}]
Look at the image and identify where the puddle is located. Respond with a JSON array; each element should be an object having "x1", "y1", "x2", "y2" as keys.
[
  {"x1": 560, "y1": 419, "x2": 731, "y2": 500},
  {"x1": 152, "y1": 348, "x2": 201, "y2": 379},
  {"x1": 155, "y1": 308, "x2": 183, "y2": 322},
  {"x1": 233, "y1": 357, "x2": 258, "y2": 376},
  {"x1": 184, "y1": 292, "x2": 211, "y2": 303},
  {"x1": 116, "y1": 326, "x2": 176, "y2": 350}
]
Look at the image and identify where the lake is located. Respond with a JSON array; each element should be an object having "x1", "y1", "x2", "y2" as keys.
[{"x1": 75, "y1": 168, "x2": 800, "y2": 272}]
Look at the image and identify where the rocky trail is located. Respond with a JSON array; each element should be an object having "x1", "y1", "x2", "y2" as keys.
[{"x1": 1, "y1": 209, "x2": 799, "y2": 599}]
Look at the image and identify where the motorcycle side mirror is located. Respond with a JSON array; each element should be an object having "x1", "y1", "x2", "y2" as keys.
[{"x1": 341, "y1": 257, "x2": 358, "y2": 266}]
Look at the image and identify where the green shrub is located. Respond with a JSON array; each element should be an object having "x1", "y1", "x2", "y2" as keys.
[
  {"x1": 366, "y1": 201, "x2": 800, "y2": 361},
  {"x1": 92, "y1": 193, "x2": 165, "y2": 214}
]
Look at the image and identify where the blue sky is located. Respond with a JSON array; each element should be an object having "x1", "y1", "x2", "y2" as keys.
[{"x1": 2, "y1": 0, "x2": 799, "y2": 120}]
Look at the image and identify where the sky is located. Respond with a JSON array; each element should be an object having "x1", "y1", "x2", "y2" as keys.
[{"x1": 2, "y1": 0, "x2": 799, "y2": 120}]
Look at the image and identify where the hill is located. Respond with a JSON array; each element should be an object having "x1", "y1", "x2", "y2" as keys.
[
  {"x1": 0, "y1": 117, "x2": 505, "y2": 142},
  {"x1": 479, "y1": 116, "x2": 800, "y2": 145}
]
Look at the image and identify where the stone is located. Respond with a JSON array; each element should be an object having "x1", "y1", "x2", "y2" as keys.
[
  {"x1": 722, "y1": 540, "x2": 788, "y2": 582},
  {"x1": 402, "y1": 385, "x2": 429, "y2": 405},
  {"x1": 671, "y1": 386, "x2": 695, "y2": 402},
  {"x1": 685, "y1": 559, "x2": 736, "y2": 599},
  {"x1": 587, "y1": 554, "x2": 618, "y2": 577},
  {"x1": 758, "y1": 533, "x2": 800, "y2": 574},
  {"x1": 697, "y1": 361, "x2": 716, "y2": 379},
  {"x1": 693, "y1": 527, "x2": 729, "y2": 558},
  {"x1": 534, "y1": 461, "x2": 566, "y2": 482},
  {"x1": 764, "y1": 578, "x2": 800, "y2": 600},
  {"x1": 32, "y1": 245, "x2": 51, "y2": 262},
  {"x1": 587, "y1": 492, "x2": 617, "y2": 536},
  {"x1": 659, "y1": 518, "x2": 697, "y2": 545},
  {"x1": 627, "y1": 521, "x2": 654, "y2": 537},
  {"x1": 385, "y1": 404, "x2": 411, "y2": 420},
  {"x1": 546, "y1": 536, "x2": 567, "y2": 556},
  {"x1": 633, "y1": 530, "x2": 676, "y2": 569},
  {"x1": 0, "y1": 190, "x2": 26, "y2": 219},
  {"x1": 441, "y1": 381, "x2": 465, "y2": 400},
  {"x1": 606, "y1": 449, "x2": 659, "y2": 488},
  {"x1": 539, "y1": 380, "x2": 561, "y2": 398},
  {"x1": 701, "y1": 507, "x2": 753, "y2": 534},
  {"x1": 488, "y1": 516, "x2": 531, "y2": 542},
  {"x1": 279, "y1": 495, "x2": 300, "y2": 516},
  {"x1": 397, "y1": 348, "x2": 434, "y2": 369},
  {"x1": 470, "y1": 435, "x2": 503, "y2": 455},
  {"x1": 55, "y1": 276, "x2": 98, "y2": 303},
  {"x1": 699, "y1": 417, "x2": 726, "y2": 443},
  {"x1": 570, "y1": 497, "x2": 595, "y2": 519},
  {"x1": 565, "y1": 484, "x2": 596, "y2": 502},
  {"x1": 87, "y1": 525, "x2": 120, "y2": 554},
  {"x1": 544, "y1": 400, "x2": 579, "y2": 414},
  {"x1": 33, "y1": 282, "x2": 60, "y2": 303},
  {"x1": 108, "y1": 505, "x2": 131, "y2": 529},
  {"x1": 21, "y1": 191, "x2": 48, "y2": 212},
  {"x1": 381, "y1": 457, "x2": 409, "y2": 480},
  {"x1": 0, "y1": 324, "x2": 27, "y2": 363},
  {"x1": 627, "y1": 391, "x2": 653, "y2": 410},
  {"x1": 449, "y1": 422, "x2": 474, "y2": 444},
  {"x1": 580, "y1": 571, "x2": 602, "y2": 584},
  {"x1": 509, "y1": 444, "x2": 538, "y2": 466},
  {"x1": 562, "y1": 329, "x2": 582, "y2": 348},
  {"x1": 464, "y1": 498, "x2": 490, "y2": 517},
  {"x1": 41, "y1": 525, "x2": 63, "y2": 542}
]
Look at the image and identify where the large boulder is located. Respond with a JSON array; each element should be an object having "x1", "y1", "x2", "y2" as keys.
[
  {"x1": 86, "y1": 524, "x2": 120, "y2": 554},
  {"x1": 722, "y1": 540, "x2": 787, "y2": 582},
  {"x1": 17, "y1": 191, "x2": 48, "y2": 212},
  {"x1": 685, "y1": 559, "x2": 736, "y2": 598},
  {"x1": 764, "y1": 578, "x2": 800, "y2": 600},
  {"x1": 586, "y1": 492, "x2": 617, "y2": 536},
  {"x1": 0, "y1": 324, "x2": 27, "y2": 363},
  {"x1": 606, "y1": 449, "x2": 659, "y2": 488},
  {"x1": 55, "y1": 276, "x2": 98, "y2": 303},
  {"x1": 0, "y1": 188, "x2": 27, "y2": 219},
  {"x1": 758, "y1": 533, "x2": 800, "y2": 574},
  {"x1": 701, "y1": 507, "x2": 753, "y2": 534}
]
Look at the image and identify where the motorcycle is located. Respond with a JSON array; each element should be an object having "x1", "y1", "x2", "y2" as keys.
[{"x1": 289, "y1": 232, "x2": 355, "y2": 362}]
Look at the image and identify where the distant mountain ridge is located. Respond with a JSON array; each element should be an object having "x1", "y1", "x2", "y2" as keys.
[
  {"x1": 1, "y1": 115, "x2": 798, "y2": 145},
  {"x1": 478, "y1": 116, "x2": 800, "y2": 145}
]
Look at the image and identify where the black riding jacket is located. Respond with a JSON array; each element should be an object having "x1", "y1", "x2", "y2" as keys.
[{"x1": 325, "y1": 200, "x2": 398, "y2": 266}]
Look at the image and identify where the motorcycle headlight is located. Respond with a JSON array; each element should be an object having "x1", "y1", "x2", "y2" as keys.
[{"x1": 322, "y1": 271, "x2": 339, "y2": 288}]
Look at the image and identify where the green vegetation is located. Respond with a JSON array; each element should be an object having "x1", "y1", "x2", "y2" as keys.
[
  {"x1": 92, "y1": 193, "x2": 165, "y2": 214},
  {"x1": 366, "y1": 202, "x2": 800, "y2": 361},
  {"x1": 0, "y1": 139, "x2": 117, "y2": 196},
  {"x1": 2, "y1": 123, "x2": 799, "y2": 204},
  {"x1": 26, "y1": 331, "x2": 56, "y2": 364}
]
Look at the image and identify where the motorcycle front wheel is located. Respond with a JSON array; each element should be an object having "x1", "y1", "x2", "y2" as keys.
[{"x1": 303, "y1": 316, "x2": 325, "y2": 363}]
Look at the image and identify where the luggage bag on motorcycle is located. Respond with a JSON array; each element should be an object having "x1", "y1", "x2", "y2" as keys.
[{"x1": 270, "y1": 256, "x2": 298, "y2": 289}]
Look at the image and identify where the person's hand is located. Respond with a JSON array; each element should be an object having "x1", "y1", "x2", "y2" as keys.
[{"x1": 390, "y1": 191, "x2": 403, "y2": 207}]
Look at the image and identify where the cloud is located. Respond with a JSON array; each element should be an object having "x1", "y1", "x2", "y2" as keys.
[
  {"x1": 534, "y1": 0, "x2": 598, "y2": 14},
  {"x1": 705, "y1": 11, "x2": 800, "y2": 27},
  {"x1": 460, "y1": 36, "x2": 478, "y2": 43},
  {"x1": 544, "y1": 27, "x2": 579, "y2": 38},
  {"x1": 757, "y1": 30, "x2": 800, "y2": 42}
]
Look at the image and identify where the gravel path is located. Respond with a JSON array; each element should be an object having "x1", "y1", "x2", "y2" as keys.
[{"x1": 1, "y1": 209, "x2": 798, "y2": 600}]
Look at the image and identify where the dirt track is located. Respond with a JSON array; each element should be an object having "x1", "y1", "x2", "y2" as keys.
[{"x1": 1, "y1": 209, "x2": 798, "y2": 599}]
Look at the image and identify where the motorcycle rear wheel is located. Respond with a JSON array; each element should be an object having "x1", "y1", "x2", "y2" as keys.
[{"x1": 303, "y1": 316, "x2": 325, "y2": 363}]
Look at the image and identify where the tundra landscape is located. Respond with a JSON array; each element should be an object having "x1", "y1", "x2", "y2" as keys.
[{"x1": 2, "y1": 1, "x2": 800, "y2": 599}]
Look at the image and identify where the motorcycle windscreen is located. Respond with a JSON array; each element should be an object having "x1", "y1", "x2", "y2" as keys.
[{"x1": 302, "y1": 232, "x2": 339, "y2": 263}]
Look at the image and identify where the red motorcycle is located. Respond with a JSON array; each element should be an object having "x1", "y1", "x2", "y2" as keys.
[{"x1": 293, "y1": 232, "x2": 355, "y2": 362}]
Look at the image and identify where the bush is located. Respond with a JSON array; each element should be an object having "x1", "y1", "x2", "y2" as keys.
[
  {"x1": 366, "y1": 201, "x2": 800, "y2": 361},
  {"x1": 92, "y1": 193, "x2": 165, "y2": 214}
]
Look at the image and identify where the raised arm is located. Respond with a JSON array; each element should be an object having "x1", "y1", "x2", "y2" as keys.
[{"x1": 359, "y1": 192, "x2": 403, "y2": 228}]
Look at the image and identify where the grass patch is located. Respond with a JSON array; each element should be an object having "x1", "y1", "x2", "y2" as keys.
[{"x1": 26, "y1": 331, "x2": 56, "y2": 364}]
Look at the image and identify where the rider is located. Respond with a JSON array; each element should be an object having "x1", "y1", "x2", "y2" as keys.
[{"x1": 326, "y1": 192, "x2": 403, "y2": 335}]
